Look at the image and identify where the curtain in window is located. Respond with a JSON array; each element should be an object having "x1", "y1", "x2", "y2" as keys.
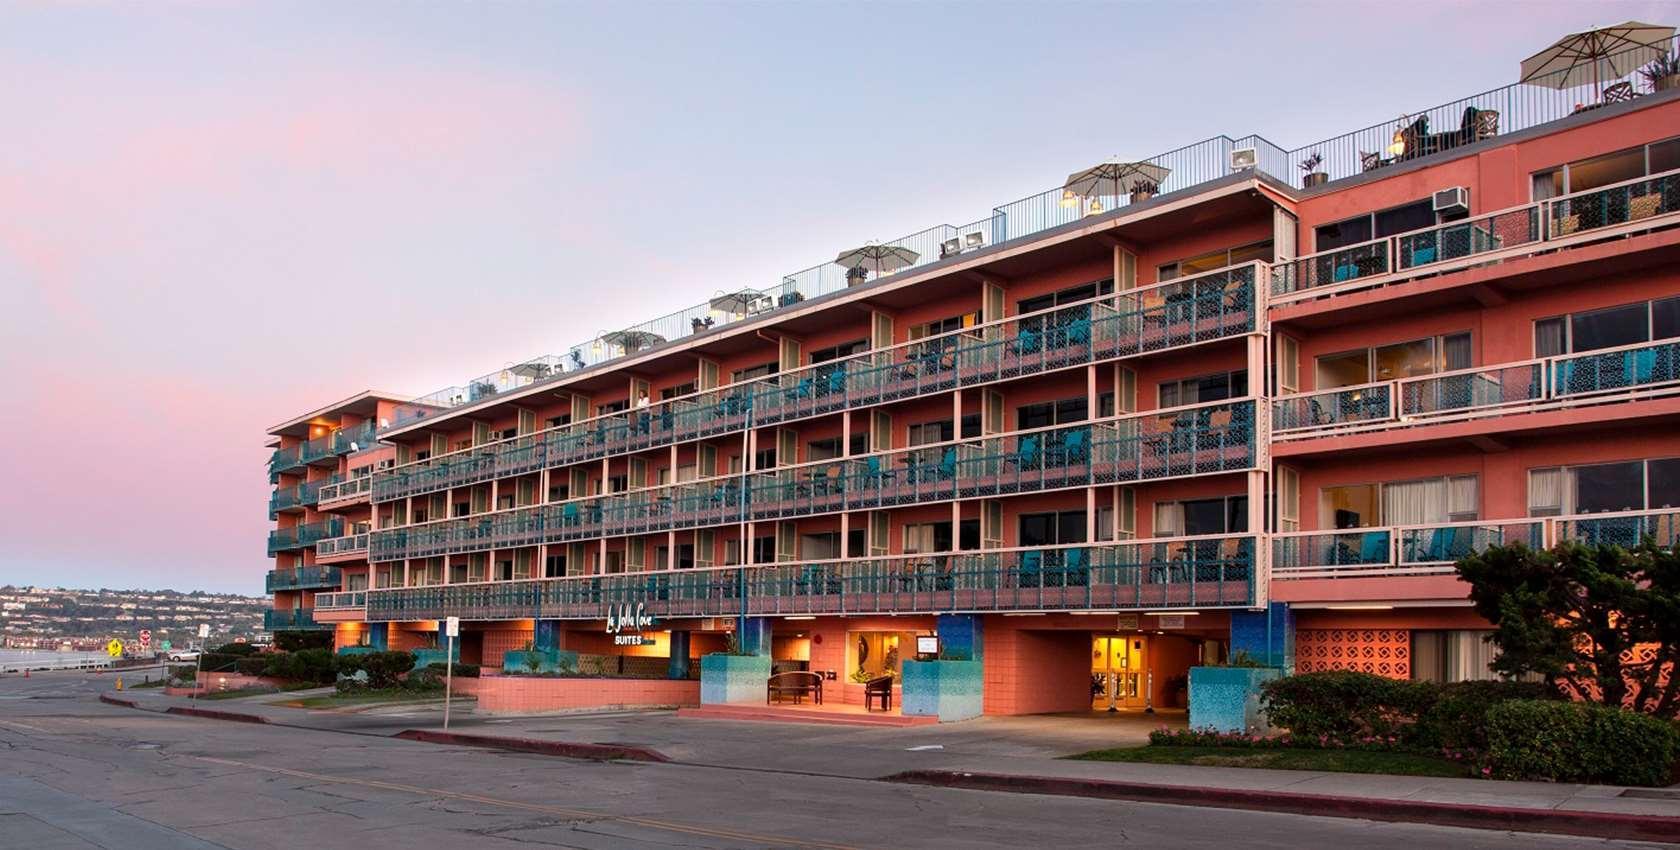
[
  {"x1": 1443, "y1": 334, "x2": 1472, "y2": 372},
  {"x1": 1382, "y1": 478, "x2": 1448, "y2": 526},
  {"x1": 1154, "y1": 502, "x2": 1186, "y2": 537},
  {"x1": 1526, "y1": 467, "x2": 1570, "y2": 516},
  {"x1": 1445, "y1": 631, "x2": 1498, "y2": 682},
  {"x1": 1448, "y1": 476, "x2": 1479, "y2": 520},
  {"x1": 1534, "y1": 318, "x2": 1566, "y2": 358}
]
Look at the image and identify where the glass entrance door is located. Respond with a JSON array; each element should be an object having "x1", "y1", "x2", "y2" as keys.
[{"x1": 1091, "y1": 635, "x2": 1149, "y2": 711}]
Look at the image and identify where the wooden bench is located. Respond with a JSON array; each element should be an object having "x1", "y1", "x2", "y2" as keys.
[
  {"x1": 864, "y1": 675, "x2": 894, "y2": 712},
  {"x1": 766, "y1": 671, "x2": 823, "y2": 705}
]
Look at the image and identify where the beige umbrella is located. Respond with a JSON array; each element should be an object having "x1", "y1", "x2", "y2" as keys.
[
  {"x1": 835, "y1": 244, "x2": 919, "y2": 286},
  {"x1": 1520, "y1": 21, "x2": 1674, "y2": 93},
  {"x1": 1063, "y1": 160, "x2": 1172, "y2": 213}
]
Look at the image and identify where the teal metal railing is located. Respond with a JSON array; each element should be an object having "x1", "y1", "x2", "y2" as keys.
[
  {"x1": 1556, "y1": 509, "x2": 1680, "y2": 550},
  {"x1": 264, "y1": 608, "x2": 328, "y2": 631},
  {"x1": 364, "y1": 535, "x2": 1256, "y2": 622},
  {"x1": 268, "y1": 476, "x2": 342, "y2": 517},
  {"x1": 370, "y1": 398, "x2": 1256, "y2": 563},
  {"x1": 267, "y1": 517, "x2": 346, "y2": 556},
  {"x1": 266, "y1": 565, "x2": 343, "y2": 593},
  {"x1": 373, "y1": 265, "x2": 1259, "y2": 504},
  {"x1": 318, "y1": 475, "x2": 372, "y2": 503},
  {"x1": 1271, "y1": 519, "x2": 1545, "y2": 579},
  {"x1": 268, "y1": 421, "x2": 381, "y2": 478}
]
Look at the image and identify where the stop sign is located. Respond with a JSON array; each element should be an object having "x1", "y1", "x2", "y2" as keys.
[{"x1": 139, "y1": 629, "x2": 152, "y2": 648}]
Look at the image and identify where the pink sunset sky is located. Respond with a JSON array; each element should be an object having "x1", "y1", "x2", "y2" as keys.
[{"x1": 0, "y1": 1, "x2": 1666, "y2": 594}]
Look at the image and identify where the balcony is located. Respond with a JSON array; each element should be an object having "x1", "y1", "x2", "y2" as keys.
[
  {"x1": 1272, "y1": 168, "x2": 1680, "y2": 304},
  {"x1": 267, "y1": 517, "x2": 345, "y2": 556},
  {"x1": 318, "y1": 475, "x2": 372, "y2": 507},
  {"x1": 268, "y1": 422, "x2": 381, "y2": 478},
  {"x1": 264, "y1": 608, "x2": 328, "y2": 631},
  {"x1": 374, "y1": 265, "x2": 1261, "y2": 504},
  {"x1": 1272, "y1": 338, "x2": 1680, "y2": 443},
  {"x1": 316, "y1": 532, "x2": 370, "y2": 560},
  {"x1": 363, "y1": 535, "x2": 1255, "y2": 623},
  {"x1": 370, "y1": 399, "x2": 1256, "y2": 563},
  {"x1": 266, "y1": 565, "x2": 343, "y2": 593},
  {"x1": 268, "y1": 475, "x2": 343, "y2": 518},
  {"x1": 315, "y1": 591, "x2": 366, "y2": 611},
  {"x1": 1272, "y1": 509, "x2": 1678, "y2": 582}
]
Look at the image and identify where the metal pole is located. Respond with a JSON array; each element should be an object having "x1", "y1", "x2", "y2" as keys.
[
  {"x1": 193, "y1": 652, "x2": 202, "y2": 703},
  {"x1": 1145, "y1": 668, "x2": 1155, "y2": 714},
  {"x1": 444, "y1": 632, "x2": 455, "y2": 730}
]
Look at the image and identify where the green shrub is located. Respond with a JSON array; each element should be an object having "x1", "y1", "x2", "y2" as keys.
[
  {"x1": 260, "y1": 648, "x2": 338, "y2": 685},
  {"x1": 1413, "y1": 680, "x2": 1556, "y2": 750},
  {"x1": 1261, "y1": 671, "x2": 1437, "y2": 740},
  {"x1": 337, "y1": 650, "x2": 415, "y2": 690},
  {"x1": 235, "y1": 657, "x2": 269, "y2": 676},
  {"x1": 198, "y1": 652, "x2": 244, "y2": 673},
  {"x1": 1486, "y1": 700, "x2": 1680, "y2": 786},
  {"x1": 426, "y1": 662, "x2": 479, "y2": 678},
  {"x1": 274, "y1": 631, "x2": 333, "y2": 653},
  {"x1": 210, "y1": 642, "x2": 259, "y2": 658}
]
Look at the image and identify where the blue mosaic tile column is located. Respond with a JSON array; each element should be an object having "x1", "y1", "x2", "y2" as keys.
[
  {"x1": 1229, "y1": 602, "x2": 1294, "y2": 670},
  {"x1": 737, "y1": 616, "x2": 772, "y2": 656},
  {"x1": 667, "y1": 630, "x2": 691, "y2": 680},
  {"x1": 367, "y1": 622, "x2": 388, "y2": 651},
  {"x1": 934, "y1": 614, "x2": 983, "y2": 660},
  {"x1": 534, "y1": 619, "x2": 562, "y2": 652}
]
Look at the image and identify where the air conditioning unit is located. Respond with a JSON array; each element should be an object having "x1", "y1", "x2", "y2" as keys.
[
  {"x1": 376, "y1": 459, "x2": 396, "y2": 471},
  {"x1": 1433, "y1": 186, "x2": 1469, "y2": 214},
  {"x1": 1230, "y1": 147, "x2": 1257, "y2": 171}
]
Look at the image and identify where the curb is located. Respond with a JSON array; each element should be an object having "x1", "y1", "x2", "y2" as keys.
[
  {"x1": 165, "y1": 706, "x2": 270, "y2": 724},
  {"x1": 395, "y1": 729, "x2": 669, "y2": 763},
  {"x1": 883, "y1": 770, "x2": 1680, "y2": 843},
  {"x1": 98, "y1": 694, "x2": 137, "y2": 709}
]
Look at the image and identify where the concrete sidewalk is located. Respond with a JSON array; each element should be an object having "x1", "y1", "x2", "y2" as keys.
[{"x1": 106, "y1": 687, "x2": 1680, "y2": 833}]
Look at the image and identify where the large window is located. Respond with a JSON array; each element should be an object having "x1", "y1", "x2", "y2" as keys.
[
  {"x1": 1019, "y1": 510, "x2": 1087, "y2": 546},
  {"x1": 909, "y1": 313, "x2": 979, "y2": 340},
  {"x1": 1316, "y1": 333, "x2": 1471, "y2": 388},
  {"x1": 1159, "y1": 370, "x2": 1247, "y2": 407},
  {"x1": 1315, "y1": 199, "x2": 1445, "y2": 252},
  {"x1": 1154, "y1": 496, "x2": 1248, "y2": 536},
  {"x1": 1017, "y1": 397, "x2": 1088, "y2": 430},
  {"x1": 1534, "y1": 296, "x2": 1680, "y2": 356},
  {"x1": 1413, "y1": 631, "x2": 1499, "y2": 683},
  {"x1": 732, "y1": 361, "x2": 778, "y2": 382},
  {"x1": 1531, "y1": 137, "x2": 1680, "y2": 199},
  {"x1": 1157, "y1": 240, "x2": 1273, "y2": 281},
  {"x1": 1321, "y1": 475, "x2": 1479, "y2": 528},
  {"x1": 1017, "y1": 279, "x2": 1115, "y2": 315},
  {"x1": 1528, "y1": 458, "x2": 1680, "y2": 516}
]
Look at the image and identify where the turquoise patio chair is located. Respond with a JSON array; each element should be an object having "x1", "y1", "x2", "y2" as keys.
[
  {"x1": 1359, "y1": 531, "x2": 1388, "y2": 564},
  {"x1": 1009, "y1": 435, "x2": 1042, "y2": 471},
  {"x1": 1018, "y1": 550, "x2": 1043, "y2": 588},
  {"x1": 1063, "y1": 547, "x2": 1089, "y2": 587}
]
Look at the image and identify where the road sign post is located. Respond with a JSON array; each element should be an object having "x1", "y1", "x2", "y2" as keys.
[
  {"x1": 194, "y1": 624, "x2": 209, "y2": 701},
  {"x1": 444, "y1": 616, "x2": 459, "y2": 730}
]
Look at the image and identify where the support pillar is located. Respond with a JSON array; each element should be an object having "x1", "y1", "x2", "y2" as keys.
[
  {"x1": 737, "y1": 616, "x2": 772, "y2": 656},
  {"x1": 367, "y1": 622, "x2": 388, "y2": 650},
  {"x1": 534, "y1": 619, "x2": 562, "y2": 652},
  {"x1": 667, "y1": 630, "x2": 691, "y2": 680}
]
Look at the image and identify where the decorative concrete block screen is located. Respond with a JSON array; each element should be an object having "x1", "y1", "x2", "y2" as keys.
[{"x1": 1296, "y1": 629, "x2": 1410, "y2": 680}]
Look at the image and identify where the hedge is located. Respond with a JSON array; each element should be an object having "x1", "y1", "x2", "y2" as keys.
[
  {"x1": 1486, "y1": 700, "x2": 1680, "y2": 787},
  {"x1": 426, "y1": 662, "x2": 479, "y2": 678},
  {"x1": 336, "y1": 650, "x2": 415, "y2": 690},
  {"x1": 1260, "y1": 671, "x2": 1436, "y2": 739},
  {"x1": 1414, "y1": 680, "x2": 1555, "y2": 751}
]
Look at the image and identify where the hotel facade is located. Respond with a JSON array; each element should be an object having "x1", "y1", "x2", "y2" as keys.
[{"x1": 266, "y1": 56, "x2": 1680, "y2": 717}]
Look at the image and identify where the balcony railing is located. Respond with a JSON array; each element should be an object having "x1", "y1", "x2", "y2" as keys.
[
  {"x1": 267, "y1": 517, "x2": 346, "y2": 556},
  {"x1": 370, "y1": 399, "x2": 1256, "y2": 563},
  {"x1": 267, "y1": 422, "x2": 381, "y2": 477},
  {"x1": 363, "y1": 535, "x2": 1255, "y2": 622},
  {"x1": 374, "y1": 265, "x2": 1261, "y2": 504},
  {"x1": 1273, "y1": 509, "x2": 1679, "y2": 580},
  {"x1": 266, "y1": 565, "x2": 343, "y2": 593},
  {"x1": 318, "y1": 475, "x2": 372, "y2": 504},
  {"x1": 316, "y1": 591, "x2": 367, "y2": 611},
  {"x1": 1273, "y1": 338, "x2": 1680, "y2": 440},
  {"x1": 264, "y1": 608, "x2": 327, "y2": 631},
  {"x1": 1273, "y1": 167, "x2": 1680, "y2": 301},
  {"x1": 316, "y1": 532, "x2": 370, "y2": 558}
]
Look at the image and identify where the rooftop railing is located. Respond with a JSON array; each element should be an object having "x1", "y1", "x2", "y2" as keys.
[
  {"x1": 1273, "y1": 337, "x2": 1680, "y2": 440},
  {"x1": 266, "y1": 565, "x2": 343, "y2": 593},
  {"x1": 370, "y1": 398, "x2": 1257, "y2": 563},
  {"x1": 373, "y1": 264, "x2": 1261, "y2": 503},
  {"x1": 363, "y1": 534, "x2": 1256, "y2": 622},
  {"x1": 381, "y1": 37, "x2": 1675, "y2": 433}
]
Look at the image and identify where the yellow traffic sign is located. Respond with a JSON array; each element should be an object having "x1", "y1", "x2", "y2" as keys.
[{"x1": 106, "y1": 639, "x2": 123, "y2": 658}]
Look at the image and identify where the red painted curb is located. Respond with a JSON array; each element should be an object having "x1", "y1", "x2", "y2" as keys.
[
  {"x1": 395, "y1": 729, "x2": 669, "y2": 763},
  {"x1": 883, "y1": 770, "x2": 1680, "y2": 843},
  {"x1": 98, "y1": 694, "x2": 137, "y2": 709},
  {"x1": 165, "y1": 706, "x2": 270, "y2": 724}
]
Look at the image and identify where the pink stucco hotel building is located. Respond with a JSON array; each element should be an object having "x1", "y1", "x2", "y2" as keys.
[{"x1": 265, "y1": 56, "x2": 1680, "y2": 717}]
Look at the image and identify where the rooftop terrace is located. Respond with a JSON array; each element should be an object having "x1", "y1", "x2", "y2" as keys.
[{"x1": 383, "y1": 37, "x2": 1680, "y2": 432}]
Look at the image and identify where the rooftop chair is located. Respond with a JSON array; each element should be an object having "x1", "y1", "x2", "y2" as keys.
[
  {"x1": 1602, "y1": 81, "x2": 1635, "y2": 104},
  {"x1": 784, "y1": 377, "x2": 814, "y2": 403}
]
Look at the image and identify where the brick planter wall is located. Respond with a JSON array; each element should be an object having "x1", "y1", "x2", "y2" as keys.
[{"x1": 471, "y1": 674, "x2": 699, "y2": 715}]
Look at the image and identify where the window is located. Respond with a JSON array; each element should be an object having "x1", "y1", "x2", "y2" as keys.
[
  {"x1": 1413, "y1": 631, "x2": 1499, "y2": 682},
  {"x1": 597, "y1": 399, "x2": 628, "y2": 416},
  {"x1": 1315, "y1": 200, "x2": 1435, "y2": 252},
  {"x1": 903, "y1": 522, "x2": 953, "y2": 554},
  {"x1": 910, "y1": 313, "x2": 979, "y2": 340},
  {"x1": 1322, "y1": 475, "x2": 1479, "y2": 527},
  {"x1": 908, "y1": 420, "x2": 954, "y2": 447},
  {"x1": 1534, "y1": 296, "x2": 1680, "y2": 356},
  {"x1": 1154, "y1": 496, "x2": 1248, "y2": 536},
  {"x1": 660, "y1": 382, "x2": 696, "y2": 400},
  {"x1": 546, "y1": 414, "x2": 571, "y2": 429},
  {"x1": 810, "y1": 339, "x2": 869, "y2": 363},
  {"x1": 1017, "y1": 397, "x2": 1088, "y2": 430},
  {"x1": 1017, "y1": 280, "x2": 1115, "y2": 315},
  {"x1": 1531, "y1": 137, "x2": 1680, "y2": 199},
  {"x1": 732, "y1": 361, "x2": 778, "y2": 383},
  {"x1": 807, "y1": 437, "x2": 842, "y2": 461},
  {"x1": 1160, "y1": 371, "x2": 1248, "y2": 407},
  {"x1": 1019, "y1": 511, "x2": 1087, "y2": 546},
  {"x1": 752, "y1": 536, "x2": 777, "y2": 564},
  {"x1": 544, "y1": 554, "x2": 566, "y2": 578},
  {"x1": 1528, "y1": 458, "x2": 1680, "y2": 515},
  {"x1": 1315, "y1": 333, "x2": 1471, "y2": 388},
  {"x1": 1158, "y1": 239, "x2": 1273, "y2": 281}
]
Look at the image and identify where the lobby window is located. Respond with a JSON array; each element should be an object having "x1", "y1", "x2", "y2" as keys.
[
  {"x1": 1322, "y1": 475, "x2": 1479, "y2": 528},
  {"x1": 1160, "y1": 370, "x2": 1248, "y2": 407},
  {"x1": 1534, "y1": 296, "x2": 1680, "y2": 356},
  {"x1": 1157, "y1": 239, "x2": 1273, "y2": 281},
  {"x1": 1316, "y1": 333, "x2": 1471, "y2": 389},
  {"x1": 1154, "y1": 496, "x2": 1248, "y2": 536},
  {"x1": 1528, "y1": 458, "x2": 1680, "y2": 516},
  {"x1": 1531, "y1": 137, "x2": 1680, "y2": 199}
]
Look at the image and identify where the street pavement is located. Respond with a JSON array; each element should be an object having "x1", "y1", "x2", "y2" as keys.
[{"x1": 0, "y1": 669, "x2": 1672, "y2": 849}]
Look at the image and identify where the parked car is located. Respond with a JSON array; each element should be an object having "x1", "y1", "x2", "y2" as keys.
[{"x1": 166, "y1": 649, "x2": 200, "y2": 662}]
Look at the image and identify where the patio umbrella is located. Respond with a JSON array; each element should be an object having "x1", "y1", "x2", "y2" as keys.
[
  {"x1": 1520, "y1": 21, "x2": 1675, "y2": 92},
  {"x1": 507, "y1": 361, "x2": 554, "y2": 380},
  {"x1": 834, "y1": 244, "x2": 919, "y2": 278},
  {"x1": 602, "y1": 329, "x2": 666, "y2": 353},
  {"x1": 1064, "y1": 160, "x2": 1172, "y2": 201},
  {"x1": 709, "y1": 288, "x2": 766, "y2": 315}
]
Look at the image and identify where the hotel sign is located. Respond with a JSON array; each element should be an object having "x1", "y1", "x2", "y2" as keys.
[{"x1": 606, "y1": 603, "x2": 655, "y2": 645}]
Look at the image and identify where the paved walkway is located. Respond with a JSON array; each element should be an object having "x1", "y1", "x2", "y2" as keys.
[{"x1": 111, "y1": 686, "x2": 1680, "y2": 823}]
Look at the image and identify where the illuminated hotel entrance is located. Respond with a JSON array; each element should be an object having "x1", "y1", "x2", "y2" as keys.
[{"x1": 1091, "y1": 635, "x2": 1149, "y2": 712}]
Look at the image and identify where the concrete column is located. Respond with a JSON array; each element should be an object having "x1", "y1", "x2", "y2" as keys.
[
  {"x1": 1228, "y1": 602, "x2": 1294, "y2": 670},
  {"x1": 667, "y1": 630, "x2": 692, "y2": 679}
]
